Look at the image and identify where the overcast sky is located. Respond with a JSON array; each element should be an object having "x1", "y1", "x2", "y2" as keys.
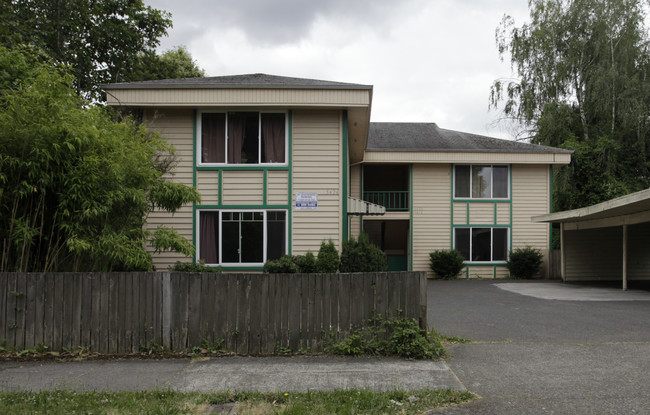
[{"x1": 144, "y1": 0, "x2": 531, "y2": 139}]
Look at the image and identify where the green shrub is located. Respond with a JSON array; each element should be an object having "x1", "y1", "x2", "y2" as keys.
[
  {"x1": 169, "y1": 261, "x2": 222, "y2": 272},
  {"x1": 329, "y1": 316, "x2": 445, "y2": 359},
  {"x1": 507, "y1": 247, "x2": 543, "y2": 279},
  {"x1": 339, "y1": 233, "x2": 387, "y2": 273},
  {"x1": 263, "y1": 255, "x2": 298, "y2": 273},
  {"x1": 429, "y1": 249, "x2": 465, "y2": 279},
  {"x1": 316, "y1": 240, "x2": 340, "y2": 273},
  {"x1": 295, "y1": 251, "x2": 317, "y2": 273}
]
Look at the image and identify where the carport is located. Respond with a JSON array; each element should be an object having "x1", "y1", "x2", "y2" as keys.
[{"x1": 533, "y1": 188, "x2": 650, "y2": 290}]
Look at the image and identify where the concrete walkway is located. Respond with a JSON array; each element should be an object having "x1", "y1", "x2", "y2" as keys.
[{"x1": 0, "y1": 356, "x2": 464, "y2": 393}]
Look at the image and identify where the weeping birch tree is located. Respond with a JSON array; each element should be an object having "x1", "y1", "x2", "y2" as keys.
[{"x1": 491, "y1": 0, "x2": 650, "y2": 210}]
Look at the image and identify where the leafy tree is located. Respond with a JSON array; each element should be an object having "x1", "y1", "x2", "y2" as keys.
[
  {"x1": 491, "y1": 0, "x2": 650, "y2": 210},
  {"x1": 0, "y1": 0, "x2": 172, "y2": 100},
  {"x1": 123, "y1": 46, "x2": 205, "y2": 83},
  {"x1": 0, "y1": 46, "x2": 200, "y2": 272}
]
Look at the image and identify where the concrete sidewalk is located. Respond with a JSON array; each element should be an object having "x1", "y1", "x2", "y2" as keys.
[{"x1": 0, "y1": 356, "x2": 464, "y2": 393}]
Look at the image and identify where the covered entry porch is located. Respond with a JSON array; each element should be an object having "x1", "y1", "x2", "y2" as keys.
[{"x1": 533, "y1": 188, "x2": 650, "y2": 290}]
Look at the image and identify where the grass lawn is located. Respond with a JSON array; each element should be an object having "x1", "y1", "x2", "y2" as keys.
[{"x1": 0, "y1": 389, "x2": 473, "y2": 414}]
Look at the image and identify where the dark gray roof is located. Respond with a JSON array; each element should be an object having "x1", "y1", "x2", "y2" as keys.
[
  {"x1": 103, "y1": 73, "x2": 372, "y2": 90},
  {"x1": 367, "y1": 122, "x2": 572, "y2": 154}
]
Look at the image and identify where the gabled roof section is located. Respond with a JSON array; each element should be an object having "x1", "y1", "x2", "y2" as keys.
[
  {"x1": 367, "y1": 122, "x2": 572, "y2": 154},
  {"x1": 103, "y1": 73, "x2": 373, "y2": 90}
]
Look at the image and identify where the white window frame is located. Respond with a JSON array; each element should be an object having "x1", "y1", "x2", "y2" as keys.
[
  {"x1": 453, "y1": 227, "x2": 510, "y2": 263},
  {"x1": 196, "y1": 110, "x2": 288, "y2": 167},
  {"x1": 453, "y1": 164, "x2": 510, "y2": 199},
  {"x1": 196, "y1": 209, "x2": 288, "y2": 267}
]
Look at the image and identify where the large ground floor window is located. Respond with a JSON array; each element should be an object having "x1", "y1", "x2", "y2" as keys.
[
  {"x1": 454, "y1": 227, "x2": 509, "y2": 262},
  {"x1": 198, "y1": 210, "x2": 287, "y2": 266}
]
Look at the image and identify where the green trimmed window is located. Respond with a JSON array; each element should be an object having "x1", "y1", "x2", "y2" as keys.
[
  {"x1": 198, "y1": 210, "x2": 287, "y2": 266},
  {"x1": 454, "y1": 227, "x2": 508, "y2": 262},
  {"x1": 454, "y1": 165, "x2": 509, "y2": 199},
  {"x1": 198, "y1": 111, "x2": 287, "y2": 165}
]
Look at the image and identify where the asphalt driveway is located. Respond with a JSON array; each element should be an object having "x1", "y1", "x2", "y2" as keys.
[{"x1": 427, "y1": 280, "x2": 650, "y2": 414}]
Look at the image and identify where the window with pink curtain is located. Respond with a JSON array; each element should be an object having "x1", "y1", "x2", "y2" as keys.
[
  {"x1": 261, "y1": 113, "x2": 285, "y2": 163},
  {"x1": 201, "y1": 113, "x2": 225, "y2": 163}
]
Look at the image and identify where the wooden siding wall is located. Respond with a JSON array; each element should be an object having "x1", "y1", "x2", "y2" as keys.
[
  {"x1": 565, "y1": 227, "x2": 623, "y2": 280},
  {"x1": 0, "y1": 272, "x2": 427, "y2": 354},
  {"x1": 564, "y1": 222, "x2": 650, "y2": 281},
  {"x1": 144, "y1": 109, "x2": 195, "y2": 270},
  {"x1": 349, "y1": 164, "x2": 361, "y2": 238},
  {"x1": 412, "y1": 164, "x2": 451, "y2": 277},
  {"x1": 291, "y1": 110, "x2": 342, "y2": 254},
  {"x1": 511, "y1": 164, "x2": 551, "y2": 277}
]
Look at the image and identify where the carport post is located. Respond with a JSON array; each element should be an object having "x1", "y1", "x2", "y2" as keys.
[
  {"x1": 622, "y1": 224, "x2": 628, "y2": 291},
  {"x1": 560, "y1": 222, "x2": 566, "y2": 282}
]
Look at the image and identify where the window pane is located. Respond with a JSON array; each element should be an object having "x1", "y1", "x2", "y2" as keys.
[
  {"x1": 241, "y1": 219, "x2": 263, "y2": 263},
  {"x1": 455, "y1": 228, "x2": 470, "y2": 260},
  {"x1": 222, "y1": 221, "x2": 239, "y2": 263},
  {"x1": 472, "y1": 166, "x2": 491, "y2": 198},
  {"x1": 455, "y1": 165, "x2": 470, "y2": 198},
  {"x1": 199, "y1": 212, "x2": 219, "y2": 264},
  {"x1": 267, "y1": 211, "x2": 286, "y2": 261},
  {"x1": 493, "y1": 228, "x2": 508, "y2": 261},
  {"x1": 261, "y1": 113, "x2": 286, "y2": 163},
  {"x1": 201, "y1": 113, "x2": 225, "y2": 163},
  {"x1": 228, "y1": 112, "x2": 259, "y2": 164},
  {"x1": 472, "y1": 228, "x2": 492, "y2": 261},
  {"x1": 493, "y1": 166, "x2": 509, "y2": 198}
]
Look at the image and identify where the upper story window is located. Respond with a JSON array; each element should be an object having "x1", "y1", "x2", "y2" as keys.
[
  {"x1": 454, "y1": 165, "x2": 509, "y2": 199},
  {"x1": 198, "y1": 111, "x2": 287, "y2": 165}
]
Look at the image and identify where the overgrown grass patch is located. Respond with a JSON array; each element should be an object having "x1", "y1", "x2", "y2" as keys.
[{"x1": 0, "y1": 389, "x2": 473, "y2": 414}]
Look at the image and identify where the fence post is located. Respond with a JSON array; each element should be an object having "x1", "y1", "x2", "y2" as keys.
[
  {"x1": 419, "y1": 271, "x2": 428, "y2": 330},
  {"x1": 162, "y1": 272, "x2": 172, "y2": 349}
]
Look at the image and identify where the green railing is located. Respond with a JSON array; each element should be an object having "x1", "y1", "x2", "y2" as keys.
[{"x1": 363, "y1": 191, "x2": 409, "y2": 211}]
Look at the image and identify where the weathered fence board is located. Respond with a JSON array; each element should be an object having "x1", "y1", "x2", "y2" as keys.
[{"x1": 0, "y1": 271, "x2": 426, "y2": 354}]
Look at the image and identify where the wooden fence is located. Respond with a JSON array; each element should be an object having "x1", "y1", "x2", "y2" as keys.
[
  {"x1": 549, "y1": 250, "x2": 562, "y2": 280},
  {"x1": 0, "y1": 272, "x2": 427, "y2": 354}
]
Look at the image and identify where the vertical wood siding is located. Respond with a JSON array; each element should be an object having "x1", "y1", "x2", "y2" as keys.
[
  {"x1": 412, "y1": 164, "x2": 451, "y2": 277},
  {"x1": 628, "y1": 222, "x2": 650, "y2": 279},
  {"x1": 291, "y1": 110, "x2": 342, "y2": 254},
  {"x1": 144, "y1": 109, "x2": 195, "y2": 270}
]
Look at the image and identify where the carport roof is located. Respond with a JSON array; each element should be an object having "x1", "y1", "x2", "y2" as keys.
[{"x1": 533, "y1": 188, "x2": 650, "y2": 224}]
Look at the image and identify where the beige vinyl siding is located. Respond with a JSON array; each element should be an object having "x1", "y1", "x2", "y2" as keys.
[
  {"x1": 468, "y1": 203, "x2": 494, "y2": 225},
  {"x1": 350, "y1": 165, "x2": 361, "y2": 237},
  {"x1": 267, "y1": 170, "x2": 289, "y2": 205},
  {"x1": 364, "y1": 151, "x2": 571, "y2": 165},
  {"x1": 496, "y1": 202, "x2": 510, "y2": 225},
  {"x1": 564, "y1": 227, "x2": 623, "y2": 280},
  {"x1": 412, "y1": 164, "x2": 451, "y2": 277},
  {"x1": 464, "y1": 265, "x2": 510, "y2": 279},
  {"x1": 106, "y1": 88, "x2": 370, "y2": 108},
  {"x1": 196, "y1": 171, "x2": 219, "y2": 205},
  {"x1": 142, "y1": 108, "x2": 194, "y2": 270},
  {"x1": 221, "y1": 170, "x2": 264, "y2": 205},
  {"x1": 563, "y1": 222, "x2": 650, "y2": 281},
  {"x1": 628, "y1": 222, "x2": 650, "y2": 279},
  {"x1": 511, "y1": 164, "x2": 551, "y2": 277},
  {"x1": 291, "y1": 110, "x2": 342, "y2": 254},
  {"x1": 453, "y1": 202, "x2": 467, "y2": 224}
]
